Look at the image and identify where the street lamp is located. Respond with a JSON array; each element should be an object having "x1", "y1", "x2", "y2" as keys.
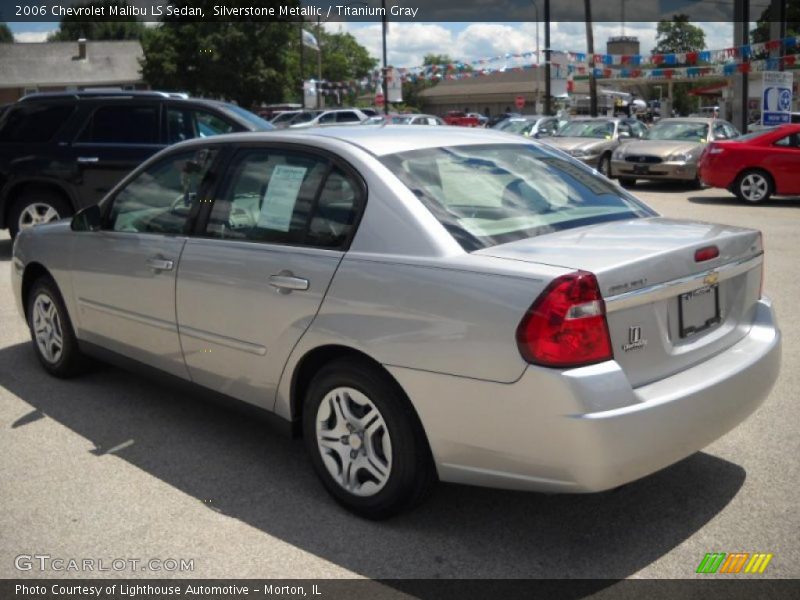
[{"x1": 381, "y1": 0, "x2": 388, "y2": 115}]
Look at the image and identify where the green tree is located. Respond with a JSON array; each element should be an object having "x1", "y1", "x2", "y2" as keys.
[
  {"x1": 653, "y1": 14, "x2": 706, "y2": 55},
  {"x1": 284, "y1": 26, "x2": 378, "y2": 104},
  {"x1": 141, "y1": 1, "x2": 297, "y2": 107},
  {"x1": 48, "y1": 1, "x2": 146, "y2": 41},
  {"x1": 400, "y1": 54, "x2": 459, "y2": 111},
  {"x1": 653, "y1": 15, "x2": 707, "y2": 116},
  {"x1": 0, "y1": 22, "x2": 14, "y2": 43},
  {"x1": 752, "y1": 0, "x2": 799, "y2": 50}
]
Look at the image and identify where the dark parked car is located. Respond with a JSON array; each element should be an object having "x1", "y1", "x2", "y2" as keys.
[{"x1": 0, "y1": 91, "x2": 273, "y2": 237}]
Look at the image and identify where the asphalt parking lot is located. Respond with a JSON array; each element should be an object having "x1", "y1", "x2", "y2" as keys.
[{"x1": 0, "y1": 183, "x2": 798, "y2": 581}]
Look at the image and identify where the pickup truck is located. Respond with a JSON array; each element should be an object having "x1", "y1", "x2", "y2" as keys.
[{"x1": 442, "y1": 111, "x2": 481, "y2": 127}]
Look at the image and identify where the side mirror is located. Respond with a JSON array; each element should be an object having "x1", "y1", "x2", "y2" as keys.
[{"x1": 71, "y1": 204, "x2": 102, "y2": 232}]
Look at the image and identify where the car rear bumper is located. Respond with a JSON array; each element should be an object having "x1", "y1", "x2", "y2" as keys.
[
  {"x1": 611, "y1": 159, "x2": 698, "y2": 181},
  {"x1": 389, "y1": 297, "x2": 780, "y2": 493}
]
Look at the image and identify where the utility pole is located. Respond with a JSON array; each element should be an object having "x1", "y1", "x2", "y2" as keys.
[
  {"x1": 316, "y1": 16, "x2": 322, "y2": 109},
  {"x1": 585, "y1": 0, "x2": 598, "y2": 117},
  {"x1": 733, "y1": 0, "x2": 749, "y2": 132},
  {"x1": 769, "y1": 0, "x2": 787, "y2": 70},
  {"x1": 299, "y1": 22, "x2": 305, "y2": 104},
  {"x1": 381, "y1": 0, "x2": 389, "y2": 115},
  {"x1": 544, "y1": 0, "x2": 551, "y2": 115}
]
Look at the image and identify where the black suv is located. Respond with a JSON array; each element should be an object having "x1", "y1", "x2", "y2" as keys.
[{"x1": 0, "y1": 91, "x2": 274, "y2": 237}]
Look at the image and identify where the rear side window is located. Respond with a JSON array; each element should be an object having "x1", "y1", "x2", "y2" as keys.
[
  {"x1": 336, "y1": 111, "x2": 360, "y2": 123},
  {"x1": 205, "y1": 149, "x2": 362, "y2": 248},
  {"x1": 0, "y1": 104, "x2": 75, "y2": 142},
  {"x1": 78, "y1": 105, "x2": 159, "y2": 144},
  {"x1": 381, "y1": 143, "x2": 655, "y2": 251}
]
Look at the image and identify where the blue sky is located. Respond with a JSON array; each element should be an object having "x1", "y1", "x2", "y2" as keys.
[{"x1": 9, "y1": 21, "x2": 737, "y2": 69}]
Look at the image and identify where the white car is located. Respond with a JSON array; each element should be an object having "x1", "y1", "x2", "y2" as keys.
[{"x1": 290, "y1": 108, "x2": 369, "y2": 128}]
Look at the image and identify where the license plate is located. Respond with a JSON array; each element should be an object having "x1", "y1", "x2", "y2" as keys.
[
  {"x1": 633, "y1": 164, "x2": 650, "y2": 174},
  {"x1": 679, "y1": 284, "x2": 721, "y2": 338}
]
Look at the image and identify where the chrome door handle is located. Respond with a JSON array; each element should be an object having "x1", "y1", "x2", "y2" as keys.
[
  {"x1": 77, "y1": 157, "x2": 100, "y2": 164},
  {"x1": 269, "y1": 273, "x2": 309, "y2": 293},
  {"x1": 146, "y1": 257, "x2": 174, "y2": 271}
]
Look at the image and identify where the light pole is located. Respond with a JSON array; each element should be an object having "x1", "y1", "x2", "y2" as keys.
[
  {"x1": 544, "y1": 0, "x2": 551, "y2": 115},
  {"x1": 532, "y1": 0, "x2": 540, "y2": 112},
  {"x1": 381, "y1": 0, "x2": 389, "y2": 115}
]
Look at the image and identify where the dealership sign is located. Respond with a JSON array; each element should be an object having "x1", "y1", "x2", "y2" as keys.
[{"x1": 761, "y1": 71, "x2": 793, "y2": 126}]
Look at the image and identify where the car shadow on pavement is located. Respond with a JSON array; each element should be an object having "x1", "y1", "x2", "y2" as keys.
[
  {"x1": 688, "y1": 195, "x2": 800, "y2": 208},
  {"x1": 0, "y1": 342, "x2": 746, "y2": 580}
]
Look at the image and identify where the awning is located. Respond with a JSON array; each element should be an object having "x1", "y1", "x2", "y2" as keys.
[{"x1": 688, "y1": 82, "x2": 728, "y2": 96}]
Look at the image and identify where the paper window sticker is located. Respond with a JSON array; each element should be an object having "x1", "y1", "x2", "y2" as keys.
[{"x1": 258, "y1": 165, "x2": 308, "y2": 232}]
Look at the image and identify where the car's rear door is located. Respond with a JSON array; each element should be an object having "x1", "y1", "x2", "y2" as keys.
[
  {"x1": 175, "y1": 144, "x2": 366, "y2": 409},
  {"x1": 69, "y1": 101, "x2": 163, "y2": 206},
  {"x1": 69, "y1": 146, "x2": 218, "y2": 378}
]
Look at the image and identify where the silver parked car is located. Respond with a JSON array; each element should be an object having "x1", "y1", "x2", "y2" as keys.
[
  {"x1": 611, "y1": 118, "x2": 740, "y2": 186},
  {"x1": 493, "y1": 115, "x2": 560, "y2": 138},
  {"x1": 12, "y1": 127, "x2": 781, "y2": 519},
  {"x1": 545, "y1": 117, "x2": 648, "y2": 176}
]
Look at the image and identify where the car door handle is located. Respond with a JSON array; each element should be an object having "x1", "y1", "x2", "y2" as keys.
[
  {"x1": 146, "y1": 257, "x2": 174, "y2": 271},
  {"x1": 77, "y1": 156, "x2": 100, "y2": 164},
  {"x1": 269, "y1": 273, "x2": 309, "y2": 293}
]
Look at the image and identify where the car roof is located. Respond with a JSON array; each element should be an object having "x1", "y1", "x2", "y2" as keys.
[
  {"x1": 657, "y1": 117, "x2": 717, "y2": 124},
  {"x1": 167, "y1": 125, "x2": 530, "y2": 157},
  {"x1": 18, "y1": 90, "x2": 231, "y2": 109}
]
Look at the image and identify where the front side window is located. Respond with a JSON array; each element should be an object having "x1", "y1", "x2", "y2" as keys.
[
  {"x1": 78, "y1": 104, "x2": 159, "y2": 144},
  {"x1": 775, "y1": 133, "x2": 800, "y2": 148},
  {"x1": 318, "y1": 112, "x2": 337, "y2": 124},
  {"x1": 167, "y1": 107, "x2": 236, "y2": 143},
  {"x1": 381, "y1": 143, "x2": 655, "y2": 251},
  {"x1": 0, "y1": 104, "x2": 75, "y2": 143},
  {"x1": 205, "y1": 149, "x2": 362, "y2": 248},
  {"x1": 107, "y1": 148, "x2": 217, "y2": 234}
]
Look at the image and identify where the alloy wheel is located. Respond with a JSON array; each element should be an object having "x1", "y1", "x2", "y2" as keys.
[
  {"x1": 739, "y1": 173, "x2": 769, "y2": 202},
  {"x1": 18, "y1": 203, "x2": 61, "y2": 231},
  {"x1": 315, "y1": 386, "x2": 393, "y2": 497},
  {"x1": 32, "y1": 293, "x2": 64, "y2": 364}
]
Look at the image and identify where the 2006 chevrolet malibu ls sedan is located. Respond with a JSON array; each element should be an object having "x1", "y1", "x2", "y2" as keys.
[{"x1": 12, "y1": 127, "x2": 781, "y2": 519}]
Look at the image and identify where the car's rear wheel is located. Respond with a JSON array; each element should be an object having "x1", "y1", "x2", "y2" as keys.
[
  {"x1": 26, "y1": 276, "x2": 89, "y2": 378},
  {"x1": 303, "y1": 359, "x2": 436, "y2": 519},
  {"x1": 735, "y1": 170, "x2": 773, "y2": 203},
  {"x1": 9, "y1": 191, "x2": 71, "y2": 238}
]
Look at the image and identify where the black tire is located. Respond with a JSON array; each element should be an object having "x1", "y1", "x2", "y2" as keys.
[
  {"x1": 619, "y1": 178, "x2": 636, "y2": 187},
  {"x1": 303, "y1": 359, "x2": 436, "y2": 519},
  {"x1": 734, "y1": 169, "x2": 774, "y2": 203},
  {"x1": 597, "y1": 154, "x2": 612, "y2": 177},
  {"x1": 26, "y1": 275, "x2": 90, "y2": 378},
  {"x1": 8, "y1": 190, "x2": 72, "y2": 239}
]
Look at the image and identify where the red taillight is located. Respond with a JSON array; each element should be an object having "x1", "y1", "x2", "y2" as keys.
[
  {"x1": 516, "y1": 271, "x2": 613, "y2": 368},
  {"x1": 694, "y1": 245, "x2": 719, "y2": 262}
]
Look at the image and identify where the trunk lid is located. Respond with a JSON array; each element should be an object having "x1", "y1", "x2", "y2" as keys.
[{"x1": 476, "y1": 217, "x2": 764, "y2": 386}]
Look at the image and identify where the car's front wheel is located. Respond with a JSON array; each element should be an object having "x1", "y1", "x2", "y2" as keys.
[
  {"x1": 9, "y1": 191, "x2": 71, "y2": 238},
  {"x1": 735, "y1": 169, "x2": 773, "y2": 203},
  {"x1": 303, "y1": 359, "x2": 436, "y2": 519},
  {"x1": 26, "y1": 276, "x2": 89, "y2": 377},
  {"x1": 597, "y1": 154, "x2": 611, "y2": 177}
]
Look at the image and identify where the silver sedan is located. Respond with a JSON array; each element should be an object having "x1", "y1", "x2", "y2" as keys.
[{"x1": 11, "y1": 127, "x2": 781, "y2": 519}]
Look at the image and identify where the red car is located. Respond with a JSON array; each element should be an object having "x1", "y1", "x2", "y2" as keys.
[
  {"x1": 442, "y1": 111, "x2": 480, "y2": 127},
  {"x1": 699, "y1": 123, "x2": 800, "y2": 203}
]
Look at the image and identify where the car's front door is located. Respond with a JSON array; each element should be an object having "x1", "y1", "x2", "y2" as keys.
[
  {"x1": 69, "y1": 102, "x2": 163, "y2": 208},
  {"x1": 69, "y1": 147, "x2": 217, "y2": 378},
  {"x1": 175, "y1": 146, "x2": 365, "y2": 408},
  {"x1": 769, "y1": 132, "x2": 800, "y2": 194}
]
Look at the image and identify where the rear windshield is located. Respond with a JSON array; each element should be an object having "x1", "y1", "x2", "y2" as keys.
[{"x1": 381, "y1": 143, "x2": 655, "y2": 251}]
